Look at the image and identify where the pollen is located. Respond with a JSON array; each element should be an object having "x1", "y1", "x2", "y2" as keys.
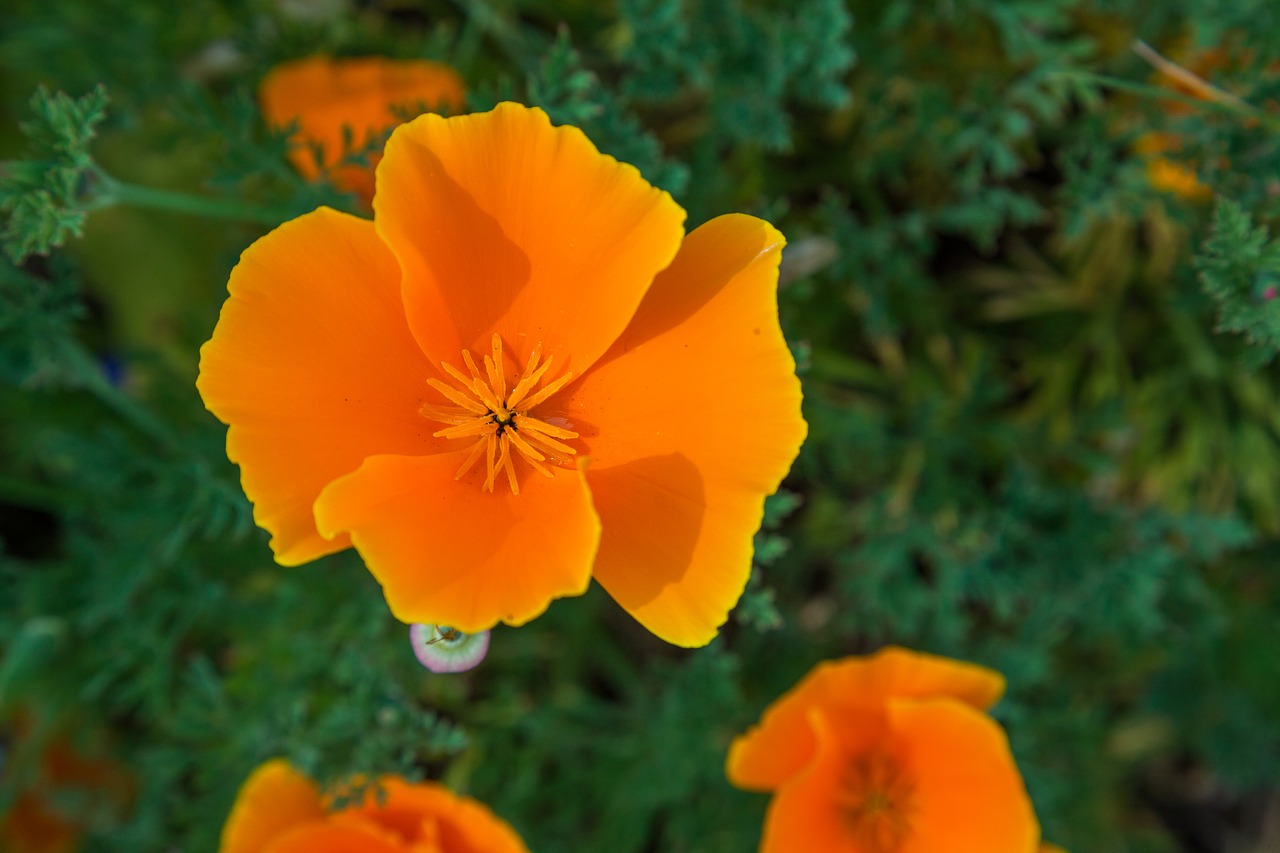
[
  {"x1": 419, "y1": 333, "x2": 579, "y2": 494},
  {"x1": 833, "y1": 751, "x2": 915, "y2": 853}
]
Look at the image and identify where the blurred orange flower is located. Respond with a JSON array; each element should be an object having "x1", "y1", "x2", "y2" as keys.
[
  {"x1": 0, "y1": 720, "x2": 131, "y2": 853},
  {"x1": 260, "y1": 55, "x2": 465, "y2": 204},
  {"x1": 726, "y1": 647, "x2": 1040, "y2": 853},
  {"x1": 198, "y1": 102, "x2": 806, "y2": 647},
  {"x1": 219, "y1": 759, "x2": 527, "y2": 853},
  {"x1": 1133, "y1": 131, "x2": 1212, "y2": 202}
]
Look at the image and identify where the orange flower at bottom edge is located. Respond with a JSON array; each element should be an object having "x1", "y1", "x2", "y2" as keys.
[
  {"x1": 219, "y1": 759, "x2": 528, "y2": 853},
  {"x1": 259, "y1": 55, "x2": 465, "y2": 204},
  {"x1": 0, "y1": 720, "x2": 132, "y2": 853},
  {"x1": 197, "y1": 102, "x2": 807, "y2": 648},
  {"x1": 726, "y1": 647, "x2": 1041, "y2": 853}
]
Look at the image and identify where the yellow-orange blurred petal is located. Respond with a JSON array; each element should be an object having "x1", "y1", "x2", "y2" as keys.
[
  {"x1": 727, "y1": 647, "x2": 1005, "y2": 791},
  {"x1": 260, "y1": 56, "x2": 465, "y2": 202},
  {"x1": 756, "y1": 712, "x2": 855, "y2": 853},
  {"x1": 341, "y1": 777, "x2": 530, "y2": 853},
  {"x1": 313, "y1": 453, "x2": 600, "y2": 632},
  {"x1": 263, "y1": 820, "x2": 408, "y2": 853},
  {"x1": 554, "y1": 214, "x2": 805, "y2": 646},
  {"x1": 1133, "y1": 132, "x2": 1211, "y2": 202},
  {"x1": 219, "y1": 759, "x2": 325, "y2": 853},
  {"x1": 198, "y1": 208, "x2": 445, "y2": 566},
  {"x1": 374, "y1": 102, "x2": 686, "y2": 376},
  {"x1": 892, "y1": 698, "x2": 1039, "y2": 853}
]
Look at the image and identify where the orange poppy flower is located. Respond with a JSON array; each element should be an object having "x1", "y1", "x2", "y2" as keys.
[
  {"x1": 219, "y1": 759, "x2": 528, "y2": 853},
  {"x1": 0, "y1": 720, "x2": 132, "y2": 853},
  {"x1": 726, "y1": 647, "x2": 1041, "y2": 853},
  {"x1": 259, "y1": 55, "x2": 465, "y2": 204},
  {"x1": 197, "y1": 102, "x2": 806, "y2": 647}
]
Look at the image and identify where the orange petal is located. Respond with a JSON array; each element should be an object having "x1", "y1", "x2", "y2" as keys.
[
  {"x1": 198, "y1": 208, "x2": 445, "y2": 565},
  {"x1": 754, "y1": 711, "x2": 861, "y2": 853},
  {"x1": 218, "y1": 759, "x2": 325, "y2": 853},
  {"x1": 373, "y1": 102, "x2": 686, "y2": 377},
  {"x1": 550, "y1": 214, "x2": 805, "y2": 646},
  {"x1": 260, "y1": 56, "x2": 465, "y2": 201},
  {"x1": 313, "y1": 453, "x2": 600, "y2": 632},
  {"x1": 727, "y1": 648, "x2": 1005, "y2": 791},
  {"x1": 263, "y1": 820, "x2": 407, "y2": 853},
  {"x1": 338, "y1": 777, "x2": 529, "y2": 853},
  {"x1": 892, "y1": 698, "x2": 1039, "y2": 853}
]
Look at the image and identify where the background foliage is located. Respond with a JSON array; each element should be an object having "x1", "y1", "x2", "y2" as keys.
[{"x1": 2, "y1": 1, "x2": 1280, "y2": 851}]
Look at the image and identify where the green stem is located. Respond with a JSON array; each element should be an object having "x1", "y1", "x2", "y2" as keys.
[
  {"x1": 1059, "y1": 71, "x2": 1280, "y2": 132},
  {"x1": 58, "y1": 341, "x2": 181, "y2": 454},
  {"x1": 91, "y1": 170, "x2": 295, "y2": 226}
]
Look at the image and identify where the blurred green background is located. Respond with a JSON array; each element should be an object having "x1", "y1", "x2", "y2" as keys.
[{"x1": 3, "y1": 1, "x2": 1280, "y2": 851}]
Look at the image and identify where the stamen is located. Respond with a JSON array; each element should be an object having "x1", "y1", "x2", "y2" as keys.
[
  {"x1": 483, "y1": 434, "x2": 498, "y2": 491},
  {"x1": 419, "y1": 403, "x2": 478, "y2": 425},
  {"x1": 514, "y1": 415, "x2": 579, "y2": 441},
  {"x1": 486, "y1": 334, "x2": 507, "y2": 400},
  {"x1": 496, "y1": 435, "x2": 519, "y2": 495},
  {"x1": 509, "y1": 437, "x2": 554, "y2": 479},
  {"x1": 419, "y1": 339, "x2": 580, "y2": 493},
  {"x1": 517, "y1": 423, "x2": 577, "y2": 458},
  {"x1": 454, "y1": 436, "x2": 489, "y2": 480},
  {"x1": 518, "y1": 370, "x2": 575, "y2": 410},
  {"x1": 434, "y1": 415, "x2": 499, "y2": 440},
  {"x1": 461, "y1": 350, "x2": 484, "y2": 381},
  {"x1": 506, "y1": 355, "x2": 555, "y2": 409},
  {"x1": 426, "y1": 377, "x2": 488, "y2": 415},
  {"x1": 468, "y1": 376, "x2": 505, "y2": 414},
  {"x1": 441, "y1": 360, "x2": 478, "y2": 389},
  {"x1": 505, "y1": 428, "x2": 546, "y2": 462}
]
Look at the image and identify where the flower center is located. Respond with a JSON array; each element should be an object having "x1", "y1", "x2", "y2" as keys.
[
  {"x1": 833, "y1": 751, "x2": 915, "y2": 853},
  {"x1": 419, "y1": 333, "x2": 578, "y2": 494}
]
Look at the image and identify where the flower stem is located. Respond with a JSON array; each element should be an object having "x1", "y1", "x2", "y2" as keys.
[
  {"x1": 90, "y1": 169, "x2": 293, "y2": 226},
  {"x1": 57, "y1": 340, "x2": 181, "y2": 454}
]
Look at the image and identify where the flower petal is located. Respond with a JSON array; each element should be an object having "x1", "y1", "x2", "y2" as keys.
[
  {"x1": 726, "y1": 648, "x2": 1005, "y2": 791},
  {"x1": 341, "y1": 777, "x2": 529, "y2": 853},
  {"x1": 755, "y1": 711, "x2": 858, "y2": 853},
  {"x1": 263, "y1": 820, "x2": 407, "y2": 853},
  {"x1": 556, "y1": 214, "x2": 806, "y2": 646},
  {"x1": 374, "y1": 102, "x2": 686, "y2": 377},
  {"x1": 198, "y1": 208, "x2": 445, "y2": 566},
  {"x1": 219, "y1": 759, "x2": 325, "y2": 853},
  {"x1": 313, "y1": 453, "x2": 600, "y2": 632},
  {"x1": 892, "y1": 698, "x2": 1040, "y2": 853},
  {"x1": 260, "y1": 56, "x2": 465, "y2": 201}
]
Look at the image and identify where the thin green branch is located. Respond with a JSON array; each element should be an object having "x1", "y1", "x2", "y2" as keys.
[{"x1": 89, "y1": 169, "x2": 295, "y2": 226}]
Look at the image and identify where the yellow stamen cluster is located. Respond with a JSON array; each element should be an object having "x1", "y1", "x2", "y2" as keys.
[
  {"x1": 420, "y1": 334, "x2": 578, "y2": 494},
  {"x1": 834, "y1": 751, "x2": 915, "y2": 853}
]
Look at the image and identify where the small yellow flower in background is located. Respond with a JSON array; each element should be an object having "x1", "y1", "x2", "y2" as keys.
[
  {"x1": 726, "y1": 646, "x2": 1041, "y2": 853},
  {"x1": 1133, "y1": 131, "x2": 1212, "y2": 202},
  {"x1": 198, "y1": 102, "x2": 807, "y2": 647},
  {"x1": 219, "y1": 759, "x2": 528, "y2": 853},
  {"x1": 259, "y1": 55, "x2": 465, "y2": 204}
]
